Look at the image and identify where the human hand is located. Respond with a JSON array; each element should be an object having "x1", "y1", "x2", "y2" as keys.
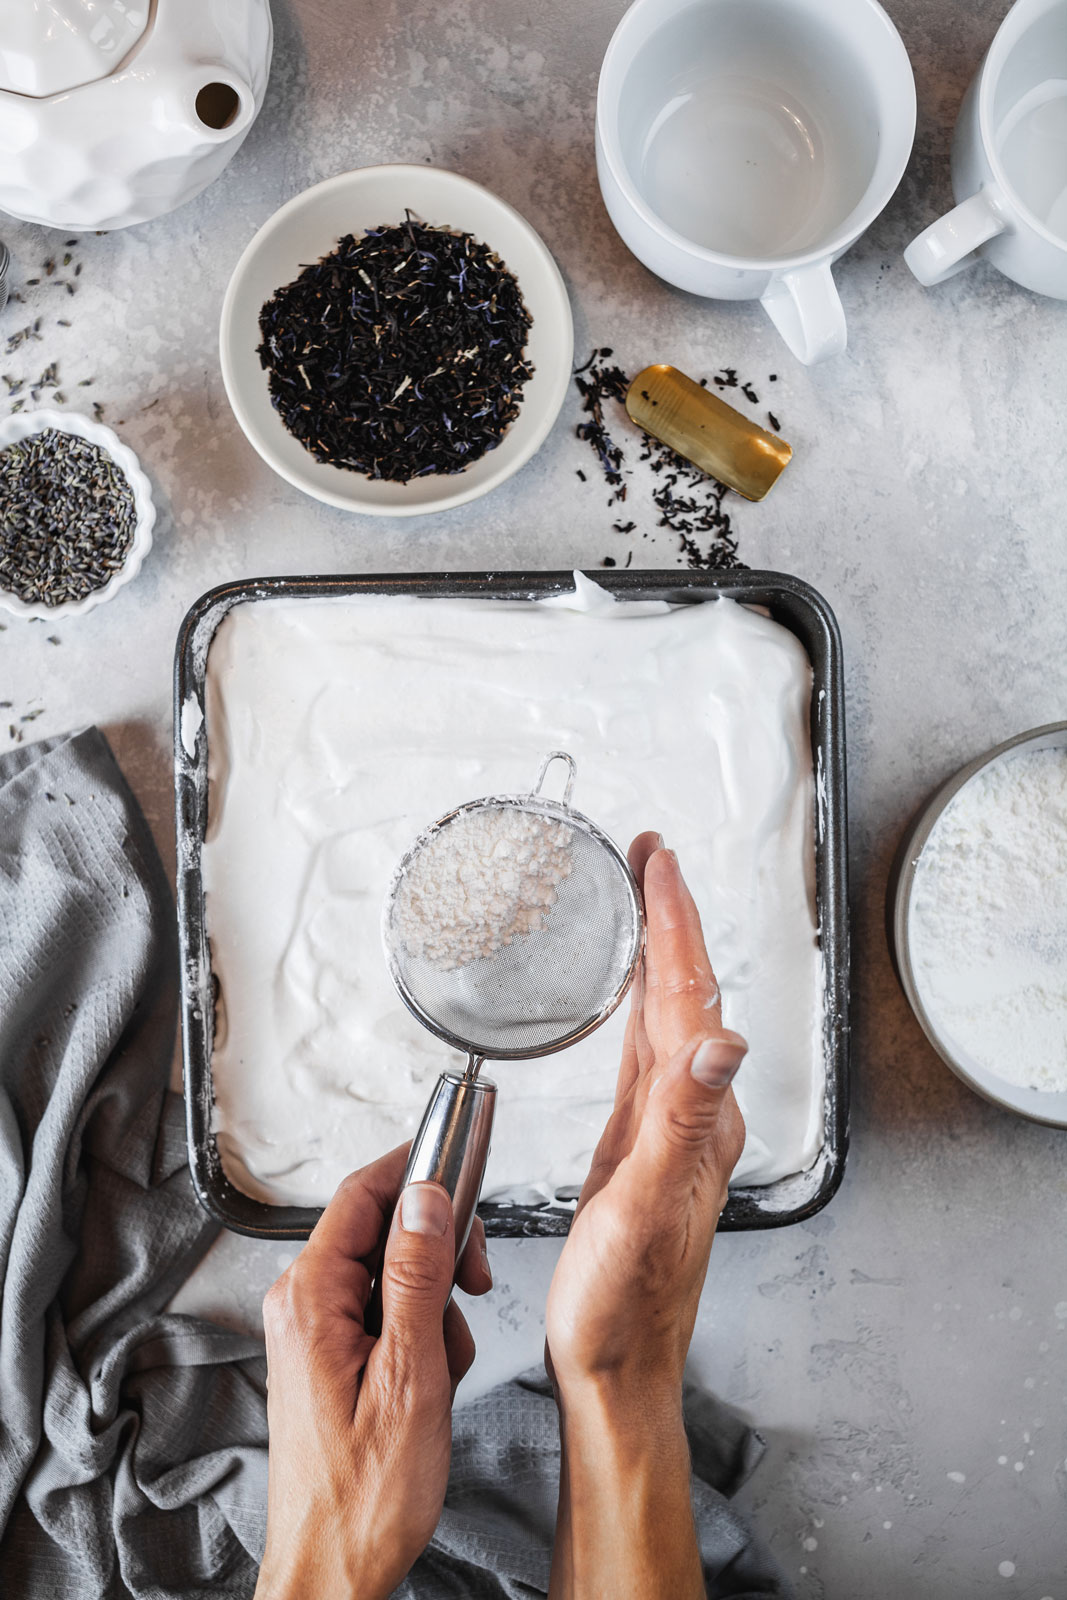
[
  {"x1": 545, "y1": 833, "x2": 747, "y2": 1400},
  {"x1": 254, "y1": 1147, "x2": 493, "y2": 1600},
  {"x1": 545, "y1": 836, "x2": 747, "y2": 1600}
]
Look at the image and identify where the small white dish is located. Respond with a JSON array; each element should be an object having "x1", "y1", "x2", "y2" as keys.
[
  {"x1": 219, "y1": 165, "x2": 574, "y2": 517},
  {"x1": 0, "y1": 409, "x2": 156, "y2": 620},
  {"x1": 888, "y1": 722, "x2": 1067, "y2": 1127}
]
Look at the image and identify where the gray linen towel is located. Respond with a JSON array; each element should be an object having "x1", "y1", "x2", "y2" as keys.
[
  {"x1": 0, "y1": 729, "x2": 268, "y2": 1599},
  {"x1": 403, "y1": 1369, "x2": 793, "y2": 1599},
  {"x1": 0, "y1": 727, "x2": 791, "y2": 1600}
]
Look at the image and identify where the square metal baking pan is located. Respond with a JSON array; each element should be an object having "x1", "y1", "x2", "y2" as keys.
[{"x1": 174, "y1": 569, "x2": 849, "y2": 1239}]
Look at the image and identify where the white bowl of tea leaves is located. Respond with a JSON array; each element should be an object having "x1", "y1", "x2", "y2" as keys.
[{"x1": 220, "y1": 165, "x2": 574, "y2": 516}]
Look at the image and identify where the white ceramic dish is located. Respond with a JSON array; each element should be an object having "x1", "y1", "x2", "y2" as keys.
[
  {"x1": 0, "y1": 409, "x2": 156, "y2": 621},
  {"x1": 888, "y1": 722, "x2": 1067, "y2": 1127},
  {"x1": 219, "y1": 166, "x2": 574, "y2": 517}
]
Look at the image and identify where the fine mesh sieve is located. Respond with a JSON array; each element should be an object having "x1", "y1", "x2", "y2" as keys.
[
  {"x1": 383, "y1": 753, "x2": 643, "y2": 1063},
  {"x1": 368, "y1": 753, "x2": 644, "y2": 1316}
]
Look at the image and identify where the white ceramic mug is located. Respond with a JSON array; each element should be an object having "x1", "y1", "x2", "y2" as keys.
[
  {"x1": 904, "y1": 0, "x2": 1067, "y2": 298},
  {"x1": 596, "y1": 0, "x2": 916, "y2": 364}
]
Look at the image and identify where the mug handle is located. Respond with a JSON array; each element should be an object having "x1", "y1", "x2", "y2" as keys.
[
  {"x1": 760, "y1": 261, "x2": 847, "y2": 365},
  {"x1": 903, "y1": 188, "x2": 1008, "y2": 286}
]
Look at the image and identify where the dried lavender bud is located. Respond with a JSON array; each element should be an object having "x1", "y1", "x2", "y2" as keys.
[
  {"x1": 257, "y1": 214, "x2": 534, "y2": 483},
  {"x1": 0, "y1": 429, "x2": 136, "y2": 606}
]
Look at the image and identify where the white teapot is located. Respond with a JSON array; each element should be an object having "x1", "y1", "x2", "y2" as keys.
[{"x1": 0, "y1": 0, "x2": 273, "y2": 231}]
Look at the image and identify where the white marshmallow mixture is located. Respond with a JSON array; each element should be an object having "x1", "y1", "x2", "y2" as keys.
[{"x1": 201, "y1": 577, "x2": 825, "y2": 1206}]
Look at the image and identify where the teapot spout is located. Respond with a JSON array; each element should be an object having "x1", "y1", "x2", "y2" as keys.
[{"x1": 178, "y1": 68, "x2": 255, "y2": 140}]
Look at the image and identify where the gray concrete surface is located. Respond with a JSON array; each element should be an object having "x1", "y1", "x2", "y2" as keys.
[{"x1": 2, "y1": 1, "x2": 1065, "y2": 1593}]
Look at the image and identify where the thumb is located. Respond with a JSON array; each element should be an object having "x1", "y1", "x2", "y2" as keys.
[
  {"x1": 378, "y1": 1182, "x2": 456, "y2": 1368},
  {"x1": 631, "y1": 1032, "x2": 747, "y2": 1199}
]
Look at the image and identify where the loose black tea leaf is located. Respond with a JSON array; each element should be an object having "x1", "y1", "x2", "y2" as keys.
[
  {"x1": 0, "y1": 429, "x2": 137, "y2": 606},
  {"x1": 257, "y1": 216, "x2": 534, "y2": 483},
  {"x1": 573, "y1": 350, "x2": 782, "y2": 572}
]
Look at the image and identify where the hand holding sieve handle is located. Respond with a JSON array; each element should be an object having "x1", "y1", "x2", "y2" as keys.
[{"x1": 366, "y1": 1068, "x2": 496, "y2": 1335}]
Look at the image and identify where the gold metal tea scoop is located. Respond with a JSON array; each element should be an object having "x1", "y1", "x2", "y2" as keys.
[{"x1": 626, "y1": 364, "x2": 792, "y2": 502}]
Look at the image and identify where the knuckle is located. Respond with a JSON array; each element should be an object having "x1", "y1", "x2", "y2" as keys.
[
  {"x1": 662, "y1": 972, "x2": 712, "y2": 1001},
  {"x1": 721, "y1": 1097, "x2": 747, "y2": 1164},
  {"x1": 261, "y1": 1289, "x2": 283, "y2": 1341},
  {"x1": 384, "y1": 1248, "x2": 444, "y2": 1299},
  {"x1": 262, "y1": 1267, "x2": 325, "y2": 1347},
  {"x1": 729, "y1": 1115, "x2": 746, "y2": 1164},
  {"x1": 334, "y1": 1169, "x2": 367, "y2": 1203},
  {"x1": 262, "y1": 1271, "x2": 296, "y2": 1333},
  {"x1": 659, "y1": 1101, "x2": 715, "y2": 1153}
]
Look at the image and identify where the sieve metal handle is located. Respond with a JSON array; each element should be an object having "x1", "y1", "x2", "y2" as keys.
[
  {"x1": 365, "y1": 1068, "x2": 496, "y2": 1336},
  {"x1": 402, "y1": 1068, "x2": 496, "y2": 1257}
]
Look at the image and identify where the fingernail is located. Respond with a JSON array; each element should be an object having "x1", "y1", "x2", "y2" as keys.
[
  {"x1": 480, "y1": 1243, "x2": 493, "y2": 1287},
  {"x1": 655, "y1": 833, "x2": 666, "y2": 850},
  {"x1": 690, "y1": 1036, "x2": 747, "y2": 1087},
  {"x1": 400, "y1": 1182, "x2": 451, "y2": 1235}
]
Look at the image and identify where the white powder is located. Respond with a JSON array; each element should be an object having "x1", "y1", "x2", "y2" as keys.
[
  {"x1": 909, "y1": 744, "x2": 1067, "y2": 1089},
  {"x1": 393, "y1": 806, "x2": 574, "y2": 969}
]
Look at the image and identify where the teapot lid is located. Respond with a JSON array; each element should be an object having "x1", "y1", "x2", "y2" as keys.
[{"x1": 0, "y1": 0, "x2": 150, "y2": 98}]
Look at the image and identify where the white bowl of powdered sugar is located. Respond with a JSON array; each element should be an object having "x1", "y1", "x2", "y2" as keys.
[{"x1": 890, "y1": 722, "x2": 1067, "y2": 1125}]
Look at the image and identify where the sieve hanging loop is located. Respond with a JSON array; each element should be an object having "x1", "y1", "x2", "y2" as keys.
[{"x1": 533, "y1": 750, "x2": 577, "y2": 806}]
